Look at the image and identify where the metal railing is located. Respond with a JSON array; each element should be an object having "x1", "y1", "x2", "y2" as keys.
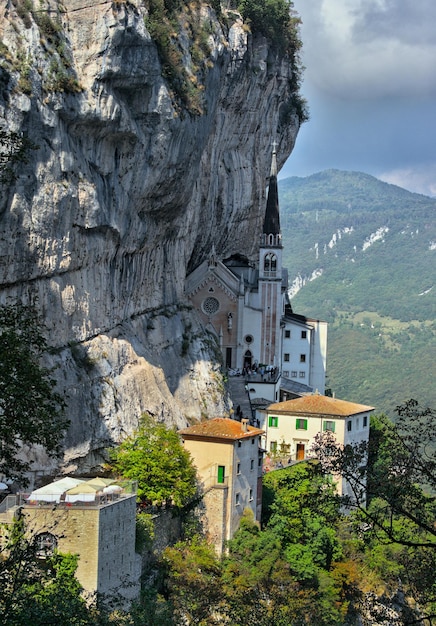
[{"x1": 0, "y1": 494, "x2": 18, "y2": 514}]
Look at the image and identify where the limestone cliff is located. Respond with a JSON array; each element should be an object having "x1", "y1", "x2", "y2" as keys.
[{"x1": 0, "y1": 0, "x2": 301, "y2": 478}]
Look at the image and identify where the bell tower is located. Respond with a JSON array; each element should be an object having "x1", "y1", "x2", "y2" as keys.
[{"x1": 258, "y1": 143, "x2": 284, "y2": 366}]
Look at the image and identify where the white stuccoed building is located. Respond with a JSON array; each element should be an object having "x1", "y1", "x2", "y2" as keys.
[
  {"x1": 260, "y1": 394, "x2": 374, "y2": 497},
  {"x1": 185, "y1": 146, "x2": 327, "y2": 404}
]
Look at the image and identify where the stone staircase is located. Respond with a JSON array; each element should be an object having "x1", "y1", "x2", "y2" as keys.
[{"x1": 226, "y1": 376, "x2": 254, "y2": 422}]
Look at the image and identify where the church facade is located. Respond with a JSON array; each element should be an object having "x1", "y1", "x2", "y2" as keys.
[{"x1": 185, "y1": 148, "x2": 327, "y2": 402}]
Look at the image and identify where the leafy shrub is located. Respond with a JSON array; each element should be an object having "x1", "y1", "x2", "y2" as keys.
[{"x1": 238, "y1": 0, "x2": 302, "y2": 55}]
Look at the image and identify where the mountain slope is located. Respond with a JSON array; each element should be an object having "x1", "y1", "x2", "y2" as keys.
[{"x1": 279, "y1": 170, "x2": 436, "y2": 415}]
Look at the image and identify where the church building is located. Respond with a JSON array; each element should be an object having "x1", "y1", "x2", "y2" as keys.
[{"x1": 185, "y1": 146, "x2": 327, "y2": 403}]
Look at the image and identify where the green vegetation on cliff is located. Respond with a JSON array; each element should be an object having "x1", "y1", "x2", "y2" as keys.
[{"x1": 144, "y1": 0, "x2": 307, "y2": 119}]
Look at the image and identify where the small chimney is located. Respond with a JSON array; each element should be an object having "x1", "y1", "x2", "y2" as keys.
[{"x1": 241, "y1": 418, "x2": 249, "y2": 432}]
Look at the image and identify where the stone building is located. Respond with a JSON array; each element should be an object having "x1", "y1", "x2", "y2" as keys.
[
  {"x1": 185, "y1": 146, "x2": 327, "y2": 403},
  {"x1": 179, "y1": 418, "x2": 264, "y2": 554},
  {"x1": 0, "y1": 477, "x2": 141, "y2": 602}
]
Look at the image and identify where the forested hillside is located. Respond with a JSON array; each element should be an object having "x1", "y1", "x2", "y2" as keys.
[{"x1": 279, "y1": 170, "x2": 436, "y2": 415}]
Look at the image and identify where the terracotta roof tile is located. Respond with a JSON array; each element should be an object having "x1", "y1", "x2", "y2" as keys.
[
  {"x1": 267, "y1": 394, "x2": 374, "y2": 417},
  {"x1": 179, "y1": 418, "x2": 264, "y2": 440}
]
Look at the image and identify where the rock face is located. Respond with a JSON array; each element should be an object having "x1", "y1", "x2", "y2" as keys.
[{"x1": 0, "y1": 0, "x2": 300, "y2": 477}]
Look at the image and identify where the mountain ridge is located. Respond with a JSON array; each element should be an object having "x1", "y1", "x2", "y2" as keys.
[{"x1": 279, "y1": 169, "x2": 435, "y2": 415}]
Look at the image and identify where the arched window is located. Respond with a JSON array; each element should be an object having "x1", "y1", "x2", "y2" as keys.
[
  {"x1": 35, "y1": 532, "x2": 57, "y2": 558},
  {"x1": 264, "y1": 253, "x2": 277, "y2": 275}
]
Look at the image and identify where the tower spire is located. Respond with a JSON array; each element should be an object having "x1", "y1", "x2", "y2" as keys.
[{"x1": 262, "y1": 142, "x2": 280, "y2": 236}]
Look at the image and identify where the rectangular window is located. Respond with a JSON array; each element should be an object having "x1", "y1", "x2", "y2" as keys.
[
  {"x1": 284, "y1": 353, "x2": 290, "y2": 362},
  {"x1": 283, "y1": 370, "x2": 289, "y2": 378},
  {"x1": 238, "y1": 440, "x2": 242, "y2": 447},
  {"x1": 296, "y1": 418, "x2": 308, "y2": 430},
  {"x1": 299, "y1": 371, "x2": 306, "y2": 378},
  {"x1": 217, "y1": 465, "x2": 225, "y2": 484},
  {"x1": 249, "y1": 488, "x2": 253, "y2": 501},
  {"x1": 347, "y1": 421, "x2": 352, "y2": 432},
  {"x1": 258, "y1": 456, "x2": 262, "y2": 467},
  {"x1": 250, "y1": 459, "x2": 254, "y2": 470},
  {"x1": 291, "y1": 371, "x2": 297, "y2": 377},
  {"x1": 237, "y1": 462, "x2": 241, "y2": 475},
  {"x1": 235, "y1": 493, "x2": 240, "y2": 506},
  {"x1": 285, "y1": 329, "x2": 291, "y2": 338},
  {"x1": 270, "y1": 441, "x2": 277, "y2": 453},
  {"x1": 252, "y1": 438, "x2": 255, "y2": 444},
  {"x1": 301, "y1": 330, "x2": 307, "y2": 339},
  {"x1": 268, "y1": 415, "x2": 278, "y2": 427},
  {"x1": 363, "y1": 415, "x2": 368, "y2": 427},
  {"x1": 300, "y1": 354, "x2": 306, "y2": 363},
  {"x1": 323, "y1": 420, "x2": 335, "y2": 432}
]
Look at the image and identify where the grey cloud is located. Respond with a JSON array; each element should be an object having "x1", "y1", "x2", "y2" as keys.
[
  {"x1": 352, "y1": 0, "x2": 436, "y2": 46},
  {"x1": 293, "y1": 0, "x2": 436, "y2": 99}
]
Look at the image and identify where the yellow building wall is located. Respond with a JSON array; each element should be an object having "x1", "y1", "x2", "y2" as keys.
[
  {"x1": 22, "y1": 496, "x2": 139, "y2": 600},
  {"x1": 182, "y1": 435, "x2": 262, "y2": 553},
  {"x1": 23, "y1": 505, "x2": 100, "y2": 595}
]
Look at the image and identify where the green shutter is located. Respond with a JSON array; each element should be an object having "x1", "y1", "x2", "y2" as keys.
[
  {"x1": 323, "y1": 421, "x2": 336, "y2": 432},
  {"x1": 217, "y1": 465, "x2": 225, "y2": 484},
  {"x1": 269, "y1": 416, "x2": 278, "y2": 427},
  {"x1": 296, "y1": 418, "x2": 308, "y2": 430}
]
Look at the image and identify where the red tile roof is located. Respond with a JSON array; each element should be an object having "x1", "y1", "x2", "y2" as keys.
[
  {"x1": 179, "y1": 418, "x2": 264, "y2": 441},
  {"x1": 267, "y1": 394, "x2": 374, "y2": 417}
]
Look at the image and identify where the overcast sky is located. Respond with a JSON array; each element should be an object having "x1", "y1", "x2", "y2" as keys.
[{"x1": 280, "y1": 0, "x2": 436, "y2": 197}]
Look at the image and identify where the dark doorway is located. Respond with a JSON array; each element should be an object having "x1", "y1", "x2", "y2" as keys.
[
  {"x1": 244, "y1": 350, "x2": 252, "y2": 369},
  {"x1": 226, "y1": 348, "x2": 232, "y2": 368}
]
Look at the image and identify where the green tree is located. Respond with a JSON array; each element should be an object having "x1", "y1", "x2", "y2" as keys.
[
  {"x1": 311, "y1": 402, "x2": 436, "y2": 549},
  {"x1": 263, "y1": 462, "x2": 342, "y2": 575},
  {"x1": 0, "y1": 518, "x2": 93, "y2": 626},
  {"x1": 162, "y1": 535, "x2": 223, "y2": 625},
  {"x1": 108, "y1": 414, "x2": 197, "y2": 508},
  {"x1": 222, "y1": 504, "x2": 347, "y2": 626},
  {"x1": 238, "y1": 0, "x2": 302, "y2": 56},
  {"x1": 0, "y1": 304, "x2": 68, "y2": 483},
  {"x1": 311, "y1": 401, "x2": 436, "y2": 624}
]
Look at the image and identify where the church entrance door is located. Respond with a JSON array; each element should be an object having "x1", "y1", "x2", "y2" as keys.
[{"x1": 244, "y1": 350, "x2": 252, "y2": 370}]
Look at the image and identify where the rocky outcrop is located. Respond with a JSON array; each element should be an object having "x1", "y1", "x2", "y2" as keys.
[
  {"x1": 345, "y1": 588, "x2": 424, "y2": 626},
  {"x1": 0, "y1": 0, "x2": 300, "y2": 478}
]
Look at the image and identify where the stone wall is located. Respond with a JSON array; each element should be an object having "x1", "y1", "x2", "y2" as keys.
[{"x1": 22, "y1": 495, "x2": 140, "y2": 599}]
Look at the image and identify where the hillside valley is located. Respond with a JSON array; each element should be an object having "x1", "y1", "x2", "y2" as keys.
[{"x1": 279, "y1": 169, "x2": 436, "y2": 415}]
